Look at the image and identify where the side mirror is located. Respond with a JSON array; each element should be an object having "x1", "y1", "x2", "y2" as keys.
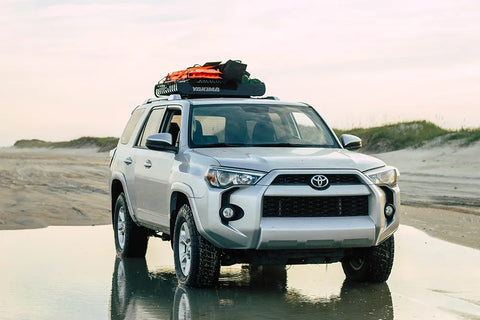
[
  {"x1": 146, "y1": 133, "x2": 176, "y2": 151},
  {"x1": 340, "y1": 134, "x2": 362, "y2": 151}
]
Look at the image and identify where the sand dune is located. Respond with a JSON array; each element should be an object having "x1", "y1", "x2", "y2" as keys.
[{"x1": 376, "y1": 139, "x2": 480, "y2": 213}]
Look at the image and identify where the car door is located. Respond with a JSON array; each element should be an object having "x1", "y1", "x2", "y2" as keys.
[
  {"x1": 133, "y1": 106, "x2": 181, "y2": 229},
  {"x1": 115, "y1": 107, "x2": 147, "y2": 212}
]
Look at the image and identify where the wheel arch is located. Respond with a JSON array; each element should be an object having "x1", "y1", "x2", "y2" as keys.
[
  {"x1": 169, "y1": 182, "x2": 196, "y2": 236},
  {"x1": 169, "y1": 191, "x2": 190, "y2": 237},
  {"x1": 111, "y1": 179, "x2": 124, "y2": 225},
  {"x1": 110, "y1": 173, "x2": 138, "y2": 225}
]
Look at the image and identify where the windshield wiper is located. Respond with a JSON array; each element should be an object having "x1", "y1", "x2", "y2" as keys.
[
  {"x1": 253, "y1": 143, "x2": 333, "y2": 147},
  {"x1": 252, "y1": 143, "x2": 303, "y2": 147},
  {"x1": 199, "y1": 143, "x2": 250, "y2": 147},
  {"x1": 196, "y1": 142, "x2": 334, "y2": 148}
]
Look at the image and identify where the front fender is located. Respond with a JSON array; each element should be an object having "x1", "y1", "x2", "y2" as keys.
[
  {"x1": 110, "y1": 171, "x2": 139, "y2": 224},
  {"x1": 169, "y1": 182, "x2": 209, "y2": 239}
]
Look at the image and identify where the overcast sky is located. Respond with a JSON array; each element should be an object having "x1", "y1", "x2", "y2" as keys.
[{"x1": 1, "y1": 0, "x2": 479, "y2": 146}]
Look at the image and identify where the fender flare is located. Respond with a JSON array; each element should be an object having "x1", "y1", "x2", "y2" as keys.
[
  {"x1": 110, "y1": 171, "x2": 140, "y2": 224},
  {"x1": 169, "y1": 182, "x2": 208, "y2": 238}
]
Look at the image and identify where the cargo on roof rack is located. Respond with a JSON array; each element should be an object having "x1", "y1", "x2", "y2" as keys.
[{"x1": 154, "y1": 60, "x2": 266, "y2": 98}]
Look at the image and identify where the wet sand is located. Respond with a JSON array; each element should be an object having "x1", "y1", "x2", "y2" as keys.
[
  {"x1": 0, "y1": 148, "x2": 111, "y2": 229},
  {"x1": 0, "y1": 145, "x2": 478, "y2": 249},
  {"x1": 0, "y1": 225, "x2": 479, "y2": 320},
  {"x1": 398, "y1": 206, "x2": 480, "y2": 250}
]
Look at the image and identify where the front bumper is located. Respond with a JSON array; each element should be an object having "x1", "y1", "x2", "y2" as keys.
[{"x1": 191, "y1": 169, "x2": 400, "y2": 250}]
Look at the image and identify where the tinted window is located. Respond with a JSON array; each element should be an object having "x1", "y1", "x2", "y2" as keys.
[
  {"x1": 120, "y1": 108, "x2": 145, "y2": 145},
  {"x1": 161, "y1": 110, "x2": 182, "y2": 147}
]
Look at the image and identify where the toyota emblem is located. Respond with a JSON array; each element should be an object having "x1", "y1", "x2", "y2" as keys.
[{"x1": 310, "y1": 175, "x2": 329, "y2": 190}]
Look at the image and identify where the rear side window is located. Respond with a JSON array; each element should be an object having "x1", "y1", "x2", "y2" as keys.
[
  {"x1": 138, "y1": 108, "x2": 167, "y2": 147},
  {"x1": 120, "y1": 108, "x2": 145, "y2": 145}
]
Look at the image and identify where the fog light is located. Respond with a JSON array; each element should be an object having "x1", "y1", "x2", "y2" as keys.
[
  {"x1": 384, "y1": 204, "x2": 395, "y2": 220},
  {"x1": 220, "y1": 205, "x2": 235, "y2": 220}
]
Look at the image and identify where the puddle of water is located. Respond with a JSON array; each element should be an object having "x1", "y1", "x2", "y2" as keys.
[{"x1": 0, "y1": 225, "x2": 479, "y2": 320}]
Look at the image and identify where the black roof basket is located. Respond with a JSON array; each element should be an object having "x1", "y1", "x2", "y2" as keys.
[
  {"x1": 154, "y1": 79, "x2": 266, "y2": 98},
  {"x1": 154, "y1": 60, "x2": 266, "y2": 98}
]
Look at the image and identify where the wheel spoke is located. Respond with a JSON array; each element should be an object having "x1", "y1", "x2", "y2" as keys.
[
  {"x1": 184, "y1": 258, "x2": 191, "y2": 276},
  {"x1": 180, "y1": 232, "x2": 187, "y2": 245},
  {"x1": 180, "y1": 251, "x2": 188, "y2": 262}
]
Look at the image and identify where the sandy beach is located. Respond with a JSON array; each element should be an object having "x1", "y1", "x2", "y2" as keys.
[
  {"x1": 1, "y1": 143, "x2": 479, "y2": 249},
  {"x1": 375, "y1": 140, "x2": 480, "y2": 250},
  {"x1": 0, "y1": 148, "x2": 111, "y2": 229}
]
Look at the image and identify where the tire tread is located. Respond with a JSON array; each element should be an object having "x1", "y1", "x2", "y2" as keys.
[
  {"x1": 175, "y1": 204, "x2": 220, "y2": 287},
  {"x1": 367, "y1": 236, "x2": 395, "y2": 282},
  {"x1": 114, "y1": 193, "x2": 148, "y2": 258},
  {"x1": 342, "y1": 236, "x2": 395, "y2": 283}
]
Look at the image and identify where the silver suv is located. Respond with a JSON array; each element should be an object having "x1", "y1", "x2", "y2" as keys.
[{"x1": 110, "y1": 94, "x2": 400, "y2": 287}]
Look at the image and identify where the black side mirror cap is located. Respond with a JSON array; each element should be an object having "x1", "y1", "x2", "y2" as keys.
[
  {"x1": 340, "y1": 134, "x2": 362, "y2": 150},
  {"x1": 146, "y1": 133, "x2": 177, "y2": 151}
]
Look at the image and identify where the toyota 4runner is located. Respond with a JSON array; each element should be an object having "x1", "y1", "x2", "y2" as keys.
[{"x1": 110, "y1": 82, "x2": 400, "y2": 288}]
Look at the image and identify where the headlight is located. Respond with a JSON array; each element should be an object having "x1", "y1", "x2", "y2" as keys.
[
  {"x1": 205, "y1": 168, "x2": 265, "y2": 188},
  {"x1": 365, "y1": 166, "x2": 399, "y2": 187}
]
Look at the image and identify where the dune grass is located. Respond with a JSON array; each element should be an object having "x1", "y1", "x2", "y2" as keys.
[
  {"x1": 446, "y1": 128, "x2": 480, "y2": 146},
  {"x1": 334, "y1": 120, "x2": 480, "y2": 153},
  {"x1": 14, "y1": 137, "x2": 119, "y2": 152},
  {"x1": 13, "y1": 121, "x2": 480, "y2": 153}
]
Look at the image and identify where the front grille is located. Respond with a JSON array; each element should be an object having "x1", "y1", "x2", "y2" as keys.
[
  {"x1": 262, "y1": 196, "x2": 368, "y2": 217},
  {"x1": 271, "y1": 174, "x2": 361, "y2": 185}
]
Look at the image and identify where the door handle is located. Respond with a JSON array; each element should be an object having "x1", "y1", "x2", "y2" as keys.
[
  {"x1": 144, "y1": 160, "x2": 152, "y2": 168},
  {"x1": 124, "y1": 157, "x2": 133, "y2": 165}
]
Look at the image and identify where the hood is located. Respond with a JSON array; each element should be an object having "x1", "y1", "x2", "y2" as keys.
[{"x1": 192, "y1": 147, "x2": 385, "y2": 173}]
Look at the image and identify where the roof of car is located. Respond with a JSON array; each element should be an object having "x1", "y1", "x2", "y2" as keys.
[{"x1": 142, "y1": 95, "x2": 307, "y2": 107}]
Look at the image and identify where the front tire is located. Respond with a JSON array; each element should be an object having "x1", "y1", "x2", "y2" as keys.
[
  {"x1": 173, "y1": 204, "x2": 220, "y2": 287},
  {"x1": 342, "y1": 235, "x2": 395, "y2": 282},
  {"x1": 113, "y1": 193, "x2": 148, "y2": 257}
]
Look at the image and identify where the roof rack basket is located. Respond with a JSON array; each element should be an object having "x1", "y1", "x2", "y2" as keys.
[
  {"x1": 154, "y1": 60, "x2": 266, "y2": 98},
  {"x1": 155, "y1": 79, "x2": 265, "y2": 98}
]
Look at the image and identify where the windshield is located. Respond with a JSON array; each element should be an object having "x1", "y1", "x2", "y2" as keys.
[{"x1": 189, "y1": 104, "x2": 339, "y2": 148}]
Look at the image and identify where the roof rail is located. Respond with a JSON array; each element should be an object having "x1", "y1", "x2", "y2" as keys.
[
  {"x1": 168, "y1": 94, "x2": 182, "y2": 101},
  {"x1": 143, "y1": 94, "x2": 183, "y2": 104},
  {"x1": 255, "y1": 96, "x2": 279, "y2": 100},
  {"x1": 143, "y1": 96, "x2": 168, "y2": 104}
]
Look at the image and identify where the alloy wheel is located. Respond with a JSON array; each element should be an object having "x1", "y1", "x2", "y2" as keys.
[
  {"x1": 178, "y1": 222, "x2": 192, "y2": 276},
  {"x1": 117, "y1": 206, "x2": 126, "y2": 249}
]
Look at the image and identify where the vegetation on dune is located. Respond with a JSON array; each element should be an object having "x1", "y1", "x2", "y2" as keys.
[
  {"x1": 14, "y1": 137, "x2": 119, "y2": 152},
  {"x1": 334, "y1": 120, "x2": 480, "y2": 153},
  {"x1": 12, "y1": 121, "x2": 480, "y2": 153},
  {"x1": 446, "y1": 128, "x2": 480, "y2": 146}
]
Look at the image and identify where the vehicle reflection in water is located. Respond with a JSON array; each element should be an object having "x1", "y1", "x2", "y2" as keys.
[{"x1": 110, "y1": 257, "x2": 393, "y2": 320}]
